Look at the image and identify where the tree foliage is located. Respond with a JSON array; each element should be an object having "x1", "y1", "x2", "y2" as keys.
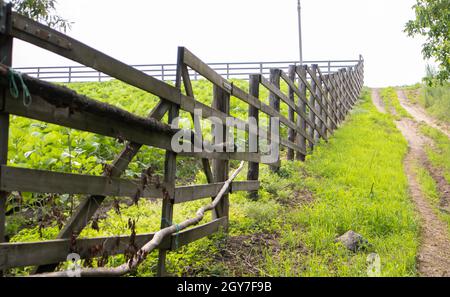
[
  {"x1": 405, "y1": 0, "x2": 450, "y2": 85},
  {"x1": 9, "y1": 0, "x2": 71, "y2": 32}
]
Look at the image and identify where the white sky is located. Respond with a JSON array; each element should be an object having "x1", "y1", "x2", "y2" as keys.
[{"x1": 11, "y1": 0, "x2": 429, "y2": 87}]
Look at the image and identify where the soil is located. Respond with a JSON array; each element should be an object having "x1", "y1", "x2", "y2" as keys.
[
  {"x1": 371, "y1": 89, "x2": 450, "y2": 277},
  {"x1": 215, "y1": 232, "x2": 283, "y2": 276}
]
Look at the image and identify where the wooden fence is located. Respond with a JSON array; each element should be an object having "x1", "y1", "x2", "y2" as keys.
[{"x1": 0, "y1": 3, "x2": 364, "y2": 276}]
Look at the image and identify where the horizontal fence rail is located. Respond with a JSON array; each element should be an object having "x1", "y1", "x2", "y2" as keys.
[
  {"x1": 14, "y1": 59, "x2": 361, "y2": 83},
  {"x1": 0, "y1": 2, "x2": 364, "y2": 277}
]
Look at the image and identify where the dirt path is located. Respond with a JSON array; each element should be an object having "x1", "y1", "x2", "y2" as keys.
[
  {"x1": 371, "y1": 88, "x2": 386, "y2": 113},
  {"x1": 372, "y1": 89, "x2": 450, "y2": 277},
  {"x1": 397, "y1": 89, "x2": 450, "y2": 138}
]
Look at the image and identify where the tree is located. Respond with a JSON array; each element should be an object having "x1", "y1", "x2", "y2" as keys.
[
  {"x1": 405, "y1": 0, "x2": 450, "y2": 85},
  {"x1": 8, "y1": 0, "x2": 71, "y2": 32}
]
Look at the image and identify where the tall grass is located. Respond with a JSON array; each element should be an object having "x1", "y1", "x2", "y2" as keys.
[
  {"x1": 259, "y1": 88, "x2": 419, "y2": 276},
  {"x1": 403, "y1": 83, "x2": 450, "y2": 123},
  {"x1": 419, "y1": 124, "x2": 450, "y2": 184},
  {"x1": 413, "y1": 162, "x2": 450, "y2": 236}
]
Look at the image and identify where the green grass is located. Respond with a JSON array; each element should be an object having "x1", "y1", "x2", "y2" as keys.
[
  {"x1": 257, "y1": 88, "x2": 418, "y2": 276},
  {"x1": 379, "y1": 87, "x2": 411, "y2": 119},
  {"x1": 6, "y1": 82, "x2": 419, "y2": 277},
  {"x1": 413, "y1": 162, "x2": 450, "y2": 236},
  {"x1": 403, "y1": 83, "x2": 450, "y2": 123},
  {"x1": 419, "y1": 124, "x2": 450, "y2": 184}
]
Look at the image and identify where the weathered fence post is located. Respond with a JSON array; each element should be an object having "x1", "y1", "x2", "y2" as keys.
[
  {"x1": 312, "y1": 65, "x2": 326, "y2": 138},
  {"x1": 330, "y1": 74, "x2": 341, "y2": 125},
  {"x1": 338, "y1": 69, "x2": 350, "y2": 114},
  {"x1": 346, "y1": 69, "x2": 356, "y2": 106},
  {"x1": 212, "y1": 85, "x2": 230, "y2": 221},
  {"x1": 269, "y1": 68, "x2": 281, "y2": 172},
  {"x1": 157, "y1": 103, "x2": 179, "y2": 276},
  {"x1": 0, "y1": 2, "x2": 12, "y2": 276},
  {"x1": 287, "y1": 65, "x2": 296, "y2": 161},
  {"x1": 247, "y1": 74, "x2": 260, "y2": 200},
  {"x1": 310, "y1": 64, "x2": 323, "y2": 141},
  {"x1": 322, "y1": 74, "x2": 332, "y2": 131},
  {"x1": 338, "y1": 73, "x2": 346, "y2": 120},
  {"x1": 301, "y1": 65, "x2": 314, "y2": 152},
  {"x1": 296, "y1": 66, "x2": 307, "y2": 160},
  {"x1": 307, "y1": 66, "x2": 320, "y2": 143}
]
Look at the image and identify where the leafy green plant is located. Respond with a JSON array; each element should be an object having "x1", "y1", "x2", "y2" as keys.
[{"x1": 405, "y1": 0, "x2": 450, "y2": 84}]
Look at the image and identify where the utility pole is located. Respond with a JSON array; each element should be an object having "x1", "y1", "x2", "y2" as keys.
[{"x1": 297, "y1": 0, "x2": 303, "y2": 65}]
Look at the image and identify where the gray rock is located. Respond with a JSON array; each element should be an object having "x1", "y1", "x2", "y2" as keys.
[{"x1": 336, "y1": 230, "x2": 369, "y2": 252}]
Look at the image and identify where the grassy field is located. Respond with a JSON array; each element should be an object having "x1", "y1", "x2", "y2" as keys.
[
  {"x1": 6, "y1": 81, "x2": 420, "y2": 276},
  {"x1": 402, "y1": 83, "x2": 450, "y2": 123},
  {"x1": 419, "y1": 124, "x2": 450, "y2": 184},
  {"x1": 254, "y1": 88, "x2": 418, "y2": 276},
  {"x1": 413, "y1": 162, "x2": 450, "y2": 236}
]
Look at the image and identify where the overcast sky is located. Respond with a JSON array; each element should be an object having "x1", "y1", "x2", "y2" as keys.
[{"x1": 11, "y1": 0, "x2": 429, "y2": 87}]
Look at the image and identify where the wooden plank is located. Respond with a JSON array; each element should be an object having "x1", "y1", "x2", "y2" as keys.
[
  {"x1": 295, "y1": 66, "x2": 308, "y2": 160},
  {"x1": 0, "y1": 3, "x2": 12, "y2": 266},
  {"x1": 174, "y1": 181, "x2": 259, "y2": 204},
  {"x1": 179, "y1": 151, "x2": 262, "y2": 163},
  {"x1": 0, "y1": 166, "x2": 164, "y2": 198},
  {"x1": 230, "y1": 181, "x2": 260, "y2": 193},
  {"x1": 212, "y1": 85, "x2": 229, "y2": 220},
  {"x1": 0, "y1": 165, "x2": 259, "y2": 205},
  {"x1": 0, "y1": 218, "x2": 227, "y2": 270},
  {"x1": 287, "y1": 65, "x2": 296, "y2": 160},
  {"x1": 157, "y1": 102, "x2": 178, "y2": 276},
  {"x1": 310, "y1": 65, "x2": 326, "y2": 139},
  {"x1": 1, "y1": 87, "x2": 176, "y2": 152},
  {"x1": 170, "y1": 217, "x2": 227, "y2": 250},
  {"x1": 0, "y1": 113, "x2": 7, "y2": 246},
  {"x1": 281, "y1": 138, "x2": 307, "y2": 156},
  {"x1": 0, "y1": 232, "x2": 164, "y2": 270},
  {"x1": 247, "y1": 74, "x2": 260, "y2": 200},
  {"x1": 230, "y1": 86, "x2": 262, "y2": 111},
  {"x1": 269, "y1": 69, "x2": 281, "y2": 172},
  {"x1": 183, "y1": 48, "x2": 231, "y2": 94},
  {"x1": 307, "y1": 66, "x2": 320, "y2": 143},
  {"x1": 260, "y1": 75, "x2": 295, "y2": 110}
]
